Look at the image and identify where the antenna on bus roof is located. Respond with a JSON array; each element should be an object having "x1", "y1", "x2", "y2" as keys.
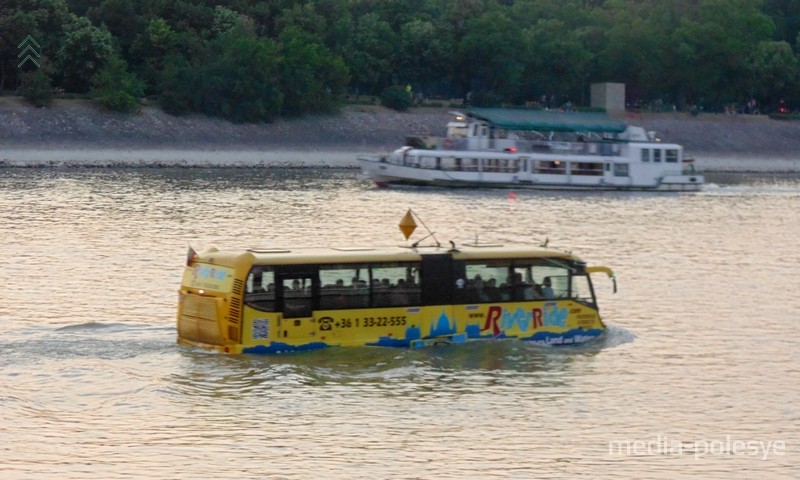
[{"x1": 399, "y1": 209, "x2": 440, "y2": 248}]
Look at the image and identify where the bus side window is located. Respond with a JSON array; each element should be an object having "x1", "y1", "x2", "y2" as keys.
[
  {"x1": 244, "y1": 267, "x2": 275, "y2": 311},
  {"x1": 530, "y1": 261, "x2": 569, "y2": 300},
  {"x1": 318, "y1": 265, "x2": 370, "y2": 310},
  {"x1": 463, "y1": 261, "x2": 515, "y2": 303},
  {"x1": 282, "y1": 276, "x2": 314, "y2": 318},
  {"x1": 370, "y1": 263, "x2": 421, "y2": 307}
]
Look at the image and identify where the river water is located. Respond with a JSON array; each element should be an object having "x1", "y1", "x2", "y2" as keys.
[{"x1": 1, "y1": 167, "x2": 798, "y2": 479}]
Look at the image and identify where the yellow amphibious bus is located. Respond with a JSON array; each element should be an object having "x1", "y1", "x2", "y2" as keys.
[{"x1": 177, "y1": 243, "x2": 615, "y2": 354}]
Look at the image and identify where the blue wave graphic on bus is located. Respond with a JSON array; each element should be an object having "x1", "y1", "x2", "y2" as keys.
[
  {"x1": 367, "y1": 326, "x2": 421, "y2": 348},
  {"x1": 523, "y1": 328, "x2": 604, "y2": 346},
  {"x1": 243, "y1": 341, "x2": 328, "y2": 355}
]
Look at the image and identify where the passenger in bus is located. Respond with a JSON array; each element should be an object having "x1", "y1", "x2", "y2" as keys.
[
  {"x1": 484, "y1": 278, "x2": 501, "y2": 302},
  {"x1": 335, "y1": 291, "x2": 348, "y2": 308},
  {"x1": 523, "y1": 281, "x2": 542, "y2": 300},
  {"x1": 291, "y1": 279, "x2": 302, "y2": 291},
  {"x1": 502, "y1": 272, "x2": 524, "y2": 301},
  {"x1": 542, "y1": 277, "x2": 554, "y2": 299},
  {"x1": 471, "y1": 274, "x2": 490, "y2": 302}
]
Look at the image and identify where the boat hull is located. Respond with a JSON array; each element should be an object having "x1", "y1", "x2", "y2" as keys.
[{"x1": 359, "y1": 155, "x2": 704, "y2": 192}]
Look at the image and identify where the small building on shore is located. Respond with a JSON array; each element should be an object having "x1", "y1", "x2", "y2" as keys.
[{"x1": 591, "y1": 83, "x2": 625, "y2": 113}]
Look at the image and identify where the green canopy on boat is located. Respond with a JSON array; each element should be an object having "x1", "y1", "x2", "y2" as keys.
[{"x1": 467, "y1": 108, "x2": 627, "y2": 133}]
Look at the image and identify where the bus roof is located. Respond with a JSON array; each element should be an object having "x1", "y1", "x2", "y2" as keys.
[{"x1": 195, "y1": 244, "x2": 579, "y2": 266}]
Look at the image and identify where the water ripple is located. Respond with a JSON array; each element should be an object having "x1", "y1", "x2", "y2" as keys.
[{"x1": 1, "y1": 168, "x2": 798, "y2": 479}]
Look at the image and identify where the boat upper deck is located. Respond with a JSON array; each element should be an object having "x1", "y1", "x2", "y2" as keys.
[
  {"x1": 406, "y1": 108, "x2": 681, "y2": 159},
  {"x1": 467, "y1": 108, "x2": 628, "y2": 133}
]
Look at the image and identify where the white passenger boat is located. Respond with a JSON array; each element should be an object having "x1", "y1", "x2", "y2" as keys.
[{"x1": 358, "y1": 108, "x2": 703, "y2": 191}]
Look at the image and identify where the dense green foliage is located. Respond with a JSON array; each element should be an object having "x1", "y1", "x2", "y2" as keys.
[
  {"x1": 92, "y1": 55, "x2": 144, "y2": 112},
  {"x1": 19, "y1": 69, "x2": 54, "y2": 107},
  {"x1": 380, "y1": 85, "x2": 413, "y2": 111},
  {"x1": 2, "y1": 0, "x2": 800, "y2": 119}
]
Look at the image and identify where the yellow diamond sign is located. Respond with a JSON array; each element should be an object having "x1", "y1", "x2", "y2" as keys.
[{"x1": 399, "y1": 209, "x2": 417, "y2": 240}]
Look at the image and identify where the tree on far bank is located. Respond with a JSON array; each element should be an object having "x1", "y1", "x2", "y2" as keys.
[
  {"x1": 340, "y1": 13, "x2": 397, "y2": 95},
  {"x1": 192, "y1": 29, "x2": 283, "y2": 122},
  {"x1": 459, "y1": 9, "x2": 525, "y2": 100},
  {"x1": 55, "y1": 15, "x2": 117, "y2": 93},
  {"x1": 673, "y1": 0, "x2": 775, "y2": 109},
  {"x1": 92, "y1": 55, "x2": 144, "y2": 113},
  {"x1": 7, "y1": 0, "x2": 800, "y2": 119},
  {"x1": 19, "y1": 66, "x2": 53, "y2": 107},
  {"x1": 0, "y1": 0, "x2": 70, "y2": 92},
  {"x1": 747, "y1": 40, "x2": 800, "y2": 109},
  {"x1": 278, "y1": 26, "x2": 349, "y2": 116},
  {"x1": 157, "y1": 53, "x2": 193, "y2": 115}
]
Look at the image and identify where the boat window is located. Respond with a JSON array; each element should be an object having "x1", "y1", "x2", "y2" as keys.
[
  {"x1": 641, "y1": 149, "x2": 650, "y2": 162},
  {"x1": 419, "y1": 156, "x2": 437, "y2": 169},
  {"x1": 653, "y1": 149, "x2": 662, "y2": 162},
  {"x1": 571, "y1": 274, "x2": 596, "y2": 307},
  {"x1": 535, "y1": 160, "x2": 566, "y2": 175},
  {"x1": 441, "y1": 157, "x2": 465, "y2": 171},
  {"x1": 459, "y1": 158, "x2": 478, "y2": 172},
  {"x1": 614, "y1": 163, "x2": 629, "y2": 177},
  {"x1": 600, "y1": 143, "x2": 615, "y2": 156},
  {"x1": 666, "y1": 149, "x2": 679, "y2": 163},
  {"x1": 244, "y1": 266, "x2": 276, "y2": 311},
  {"x1": 318, "y1": 264, "x2": 370, "y2": 310},
  {"x1": 570, "y1": 162, "x2": 604, "y2": 176}
]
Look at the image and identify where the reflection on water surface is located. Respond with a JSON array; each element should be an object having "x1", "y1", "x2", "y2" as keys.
[{"x1": 1, "y1": 167, "x2": 798, "y2": 479}]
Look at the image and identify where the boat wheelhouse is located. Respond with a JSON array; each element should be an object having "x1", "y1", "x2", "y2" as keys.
[
  {"x1": 177, "y1": 242, "x2": 616, "y2": 354},
  {"x1": 359, "y1": 108, "x2": 703, "y2": 191}
]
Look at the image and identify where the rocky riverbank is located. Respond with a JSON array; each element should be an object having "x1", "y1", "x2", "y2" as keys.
[{"x1": 1, "y1": 97, "x2": 799, "y2": 171}]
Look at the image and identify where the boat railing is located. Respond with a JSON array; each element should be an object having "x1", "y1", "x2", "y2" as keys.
[{"x1": 434, "y1": 137, "x2": 621, "y2": 157}]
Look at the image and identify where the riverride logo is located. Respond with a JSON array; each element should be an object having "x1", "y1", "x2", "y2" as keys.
[{"x1": 481, "y1": 303, "x2": 567, "y2": 336}]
